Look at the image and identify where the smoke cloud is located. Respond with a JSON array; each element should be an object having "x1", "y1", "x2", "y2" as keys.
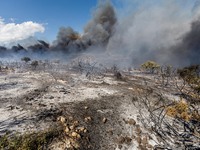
[
  {"x1": 83, "y1": 0, "x2": 117, "y2": 45},
  {"x1": 52, "y1": 0, "x2": 117, "y2": 52},
  {"x1": 106, "y1": 0, "x2": 200, "y2": 67},
  {"x1": 52, "y1": 27, "x2": 83, "y2": 52},
  {"x1": 170, "y1": 19, "x2": 200, "y2": 66}
]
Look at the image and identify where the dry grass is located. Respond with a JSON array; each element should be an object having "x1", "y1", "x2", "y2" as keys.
[
  {"x1": 166, "y1": 100, "x2": 200, "y2": 121},
  {"x1": 0, "y1": 125, "x2": 63, "y2": 150}
]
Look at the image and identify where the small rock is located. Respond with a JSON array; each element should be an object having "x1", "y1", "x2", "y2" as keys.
[
  {"x1": 57, "y1": 116, "x2": 66, "y2": 123},
  {"x1": 124, "y1": 136, "x2": 132, "y2": 144},
  {"x1": 147, "y1": 144, "x2": 153, "y2": 149},
  {"x1": 65, "y1": 127, "x2": 70, "y2": 133},
  {"x1": 71, "y1": 132, "x2": 81, "y2": 139},
  {"x1": 7, "y1": 105, "x2": 15, "y2": 110},
  {"x1": 86, "y1": 136, "x2": 90, "y2": 142},
  {"x1": 141, "y1": 136, "x2": 148, "y2": 146},
  {"x1": 85, "y1": 117, "x2": 92, "y2": 122},
  {"x1": 76, "y1": 134, "x2": 81, "y2": 139},
  {"x1": 78, "y1": 127, "x2": 85, "y2": 132},
  {"x1": 102, "y1": 117, "x2": 107, "y2": 123},
  {"x1": 39, "y1": 103, "x2": 47, "y2": 107},
  {"x1": 71, "y1": 132, "x2": 78, "y2": 137},
  {"x1": 49, "y1": 96, "x2": 54, "y2": 99},
  {"x1": 73, "y1": 121, "x2": 79, "y2": 126},
  {"x1": 131, "y1": 135, "x2": 136, "y2": 139},
  {"x1": 68, "y1": 116, "x2": 73, "y2": 120},
  {"x1": 118, "y1": 136, "x2": 125, "y2": 144},
  {"x1": 107, "y1": 129, "x2": 113, "y2": 136},
  {"x1": 135, "y1": 126, "x2": 142, "y2": 135},
  {"x1": 59, "y1": 90, "x2": 65, "y2": 93},
  {"x1": 65, "y1": 139, "x2": 71, "y2": 148},
  {"x1": 70, "y1": 125, "x2": 75, "y2": 130},
  {"x1": 72, "y1": 141, "x2": 80, "y2": 148},
  {"x1": 64, "y1": 91, "x2": 70, "y2": 94},
  {"x1": 128, "y1": 119, "x2": 136, "y2": 125},
  {"x1": 136, "y1": 136, "x2": 142, "y2": 144},
  {"x1": 15, "y1": 106, "x2": 20, "y2": 109},
  {"x1": 118, "y1": 145, "x2": 123, "y2": 149},
  {"x1": 84, "y1": 106, "x2": 88, "y2": 109}
]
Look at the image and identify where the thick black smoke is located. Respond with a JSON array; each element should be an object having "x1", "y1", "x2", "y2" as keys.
[
  {"x1": 83, "y1": 0, "x2": 116, "y2": 45},
  {"x1": 52, "y1": 0, "x2": 117, "y2": 52},
  {"x1": 171, "y1": 19, "x2": 200, "y2": 66},
  {"x1": 51, "y1": 27, "x2": 83, "y2": 52}
]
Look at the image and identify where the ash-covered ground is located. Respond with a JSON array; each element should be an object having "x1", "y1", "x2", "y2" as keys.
[{"x1": 0, "y1": 58, "x2": 199, "y2": 150}]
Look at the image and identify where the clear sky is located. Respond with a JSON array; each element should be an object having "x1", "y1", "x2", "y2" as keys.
[{"x1": 0, "y1": 0, "x2": 101, "y2": 43}]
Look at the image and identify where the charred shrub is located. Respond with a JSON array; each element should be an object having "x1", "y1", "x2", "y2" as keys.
[
  {"x1": 114, "y1": 71, "x2": 122, "y2": 80},
  {"x1": 177, "y1": 65, "x2": 200, "y2": 93},
  {"x1": 31, "y1": 61, "x2": 39, "y2": 70},
  {"x1": 111, "y1": 65, "x2": 123, "y2": 80},
  {"x1": 178, "y1": 65, "x2": 199, "y2": 80},
  {"x1": 21, "y1": 57, "x2": 31, "y2": 63}
]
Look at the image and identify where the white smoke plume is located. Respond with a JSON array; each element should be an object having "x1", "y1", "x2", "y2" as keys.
[{"x1": 107, "y1": 0, "x2": 200, "y2": 67}]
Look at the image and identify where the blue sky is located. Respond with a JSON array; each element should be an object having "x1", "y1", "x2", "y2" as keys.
[{"x1": 0, "y1": 0, "x2": 100, "y2": 42}]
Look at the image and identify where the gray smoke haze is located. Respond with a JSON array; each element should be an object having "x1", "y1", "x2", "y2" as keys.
[
  {"x1": 105, "y1": 1, "x2": 184, "y2": 66},
  {"x1": 105, "y1": 0, "x2": 200, "y2": 67}
]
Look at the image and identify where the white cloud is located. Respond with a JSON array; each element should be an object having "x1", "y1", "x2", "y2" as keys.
[{"x1": 0, "y1": 17, "x2": 45, "y2": 44}]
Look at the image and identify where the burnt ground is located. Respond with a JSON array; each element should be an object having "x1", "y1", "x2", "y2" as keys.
[
  {"x1": 0, "y1": 69, "x2": 199, "y2": 150},
  {"x1": 59, "y1": 94, "x2": 130, "y2": 150}
]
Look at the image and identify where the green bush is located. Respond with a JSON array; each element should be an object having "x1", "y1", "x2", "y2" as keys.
[{"x1": 141, "y1": 61, "x2": 160, "y2": 73}]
